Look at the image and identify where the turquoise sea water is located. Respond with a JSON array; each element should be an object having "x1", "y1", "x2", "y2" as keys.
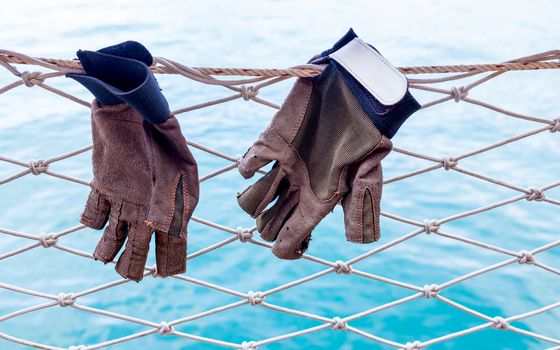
[{"x1": 0, "y1": 1, "x2": 559, "y2": 349}]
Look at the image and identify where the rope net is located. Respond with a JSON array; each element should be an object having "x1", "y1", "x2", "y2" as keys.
[{"x1": 0, "y1": 49, "x2": 559, "y2": 350}]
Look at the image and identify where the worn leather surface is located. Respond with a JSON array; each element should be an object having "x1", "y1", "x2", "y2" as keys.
[
  {"x1": 81, "y1": 102, "x2": 198, "y2": 281},
  {"x1": 237, "y1": 64, "x2": 392, "y2": 260}
]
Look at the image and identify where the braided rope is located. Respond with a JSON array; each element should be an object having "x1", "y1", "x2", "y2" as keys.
[
  {"x1": 1, "y1": 49, "x2": 560, "y2": 77},
  {"x1": 0, "y1": 47, "x2": 559, "y2": 350}
]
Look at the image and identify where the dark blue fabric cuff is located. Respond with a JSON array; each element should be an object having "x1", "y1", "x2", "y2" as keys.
[
  {"x1": 67, "y1": 73, "x2": 123, "y2": 106},
  {"x1": 314, "y1": 28, "x2": 421, "y2": 139},
  {"x1": 67, "y1": 41, "x2": 154, "y2": 107},
  {"x1": 67, "y1": 41, "x2": 171, "y2": 124},
  {"x1": 72, "y1": 50, "x2": 170, "y2": 124},
  {"x1": 97, "y1": 41, "x2": 153, "y2": 66}
]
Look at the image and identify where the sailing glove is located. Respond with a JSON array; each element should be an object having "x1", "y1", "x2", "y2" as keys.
[
  {"x1": 237, "y1": 29, "x2": 420, "y2": 259},
  {"x1": 68, "y1": 42, "x2": 199, "y2": 281}
]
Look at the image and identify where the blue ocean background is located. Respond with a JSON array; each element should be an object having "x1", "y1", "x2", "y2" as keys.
[{"x1": 0, "y1": 1, "x2": 559, "y2": 349}]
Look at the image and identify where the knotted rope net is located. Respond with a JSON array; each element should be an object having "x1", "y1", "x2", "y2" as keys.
[{"x1": 0, "y1": 48, "x2": 559, "y2": 349}]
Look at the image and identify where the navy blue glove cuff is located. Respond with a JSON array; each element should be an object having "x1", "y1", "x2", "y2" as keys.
[
  {"x1": 67, "y1": 43, "x2": 170, "y2": 124},
  {"x1": 97, "y1": 41, "x2": 153, "y2": 67},
  {"x1": 314, "y1": 29, "x2": 421, "y2": 139},
  {"x1": 67, "y1": 73, "x2": 123, "y2": 106}
]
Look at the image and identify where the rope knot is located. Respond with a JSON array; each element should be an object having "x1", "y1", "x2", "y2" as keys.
[
  {"x1": 550, "y1": 119, "x2": 560, "y2": 133},
  {"x1": 423, "y1": 284, "x2": 439, "y2": 299},
  {"x1": 333, "y1": 260, "x2": 352, "y2": 274},
  {"x1": 526, "y1": 187, "x2": 545, "y2": 202},
  {"x1": 21, "y1": 71, "x2": 44, "y2": 87},
  {"x1": 330, "y1": 316, "x2": 347, "y2": 330},
  {"x1": 492, "y1": 316, "x2": 509, "y2": 330},
  {"x1": 158, "y1": 321, "x2": 174, "y2": 335},
  {"x1": 240, "y1": 85, "x2": 258, "y2": 101},
  {"x1": 403, "y1": 341, "x2": 422, "y2": 350},
  {"x1": 423, "y1": 220, "x2": 440, "y2": 234},
  {"x1": 39, "y1": 233, "x2": 58, "y2": 248},
  {"x1": 451, "y1": 86, "x2": 468, "y2": 102},
  {"x1": 441, "y1": 157, "x2": 457, "y2": 170},
  {"x1": 236, "y1": 227, "x2": 253, "y2": 243},
  {"x1": 57, "y1": 292, "x2": 75, "y2": 307},
  {"x1": 247, "y1": 291, "x2": 264, "y2": 306},
  {"x1": 235, "y1": 154, "x2": 243, "y2": 165},
  {"x1": 240, "y1": 340, "x2": 258, "y2": 350},
  {"x1": 150, "y1": 265, "x2": 160, "y2": 278},
  {"x1": 517, "y1": 250, "x2": 535, "y2": 264},
  {"x1": 29, "y1": 159, "x2": 48, "y2": 175}
]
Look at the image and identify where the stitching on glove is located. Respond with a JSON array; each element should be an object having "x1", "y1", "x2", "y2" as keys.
[
  {"x1": 355, "y1": 184, "x2": 365, "y2": 241},
  {"x1": 180, "y1": 170, "x2": 191, "y2": 235},
  {"x1": 147, "y1": 172, "x2": 187, "y2": 235},
  {"x1": 265, "y1": 79, "x2": 312, "y2": 144},
  {"x1": 253, "y1": 168, "x2": 285, "y2": 217},
  {"x1": 285, "y1": 142, "x2": 342, "y2": 204},
  {"x1": 91, "y1": 183, "x2": 149, "y2": 208},
  {"x1": 163, "y1": 172, "x2": 182, "y2": 233},
  {"x1": 288, "y1": 80, "x2": 313, "y2": 141},
  {"x1": 268, "y1": 127, "x2": 290, "y2": 146},
  {"x1": 363, "y1": 187, "x2": 377, "y2": 242}
]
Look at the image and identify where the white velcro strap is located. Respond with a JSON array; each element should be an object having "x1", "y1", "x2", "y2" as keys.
[{"x1": 330, "y1": 37, "x2": 407, "y2": 106}]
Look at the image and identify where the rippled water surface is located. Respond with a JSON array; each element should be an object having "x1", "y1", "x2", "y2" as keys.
[{"x1": 0, "y1": 1, "x2": 559, "y2": 349}]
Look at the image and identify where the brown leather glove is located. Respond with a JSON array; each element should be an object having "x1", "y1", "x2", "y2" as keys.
[
  {"x1": 237, "y1": 30, "x2": 420, "y2": 259},
  {"x1": 237, "y1": 67, "x2": 392, "y2": 259},
  {"x1": 81, "y1": 102, "x2": 198, "y2": 281}
]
